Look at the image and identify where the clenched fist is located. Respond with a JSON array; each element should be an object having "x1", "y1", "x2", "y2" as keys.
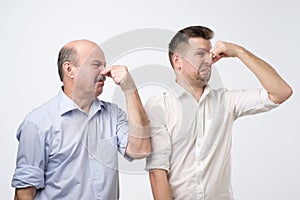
[{"x1": 101, "y1": 65, "x2": 136, "y2": 95}]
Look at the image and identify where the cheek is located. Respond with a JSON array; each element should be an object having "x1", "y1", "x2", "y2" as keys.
[
  {"x1": 194, "y1": 57, "x2": 206, "y2": 65},
  {"x1": 79, "y1": 69, "x2": 97, "y2": 81},
  {"x1": 185, "y1": 60, "x2": 199, "y2": 72},
  {"x1": 186, "y1": 56, "x2": 203, "y2": 68}
]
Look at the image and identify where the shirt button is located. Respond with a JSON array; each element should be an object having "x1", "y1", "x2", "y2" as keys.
[
  {"x1": 94, "y1": 176, "x2": 98, "y2": 180},
  {"x1": 91, "y1": 156, "x2": 95, "y2": 160}
]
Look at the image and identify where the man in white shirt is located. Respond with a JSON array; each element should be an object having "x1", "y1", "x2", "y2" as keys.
[{"x1": 144, "y1": 25, "x2": 292, "y2": 200}]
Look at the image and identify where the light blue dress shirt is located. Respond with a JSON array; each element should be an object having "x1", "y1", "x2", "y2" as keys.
[{"x1": 12, "y1": 88, "x2": 132, "y2": 199}]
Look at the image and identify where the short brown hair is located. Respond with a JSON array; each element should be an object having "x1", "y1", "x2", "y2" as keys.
[
  {"x1": 168, "y1": 25, "x2": 214, "y2": 67},
  {"x1": 57, "y1": 47, "x2": 78, "y2": 82}
]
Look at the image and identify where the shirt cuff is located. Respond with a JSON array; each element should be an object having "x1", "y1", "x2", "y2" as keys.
[
  {"x1": 261, "y1": 89, "x2": 280, "y2": 107},
  {"x1": 11, "y1": 164, "x2": 45, "y2": 189},
  {"x1": 120, "y1": 140, "x2": 134, "y2": 162},
  {"x1": 145, "y1": 152, "x2": 170, "y2": 172}
]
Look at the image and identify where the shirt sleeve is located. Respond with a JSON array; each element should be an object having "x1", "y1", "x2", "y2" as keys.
[
  {"x1": 225, "y1": 88, "x2": 279, "y2": 119},
  {"x1": 11, "y1": 120, "x2": 47, "y2": 189},
  {"x1": 144, "y1": 95, "x2": 172, "y2": 172},
  {"x1": 114, "y1": 105, "x2": 133, "y2": 161}
]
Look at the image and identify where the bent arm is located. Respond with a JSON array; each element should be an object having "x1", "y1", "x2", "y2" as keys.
[
  {"x1": 211, "y1": 41, "x2": 293, "y2": 104},
  {"x1": 149, "y1": 169, "x2": 172, "y2": 200},
  {"x1": 15, "y1": 187, "x2": 36, "y2": 200},
  {"x1": 101, "y1": 65, "x2": 151, "y2": 159},
  {"x1": 236, "y1": 46, "x2": 292, "y2": 104}
]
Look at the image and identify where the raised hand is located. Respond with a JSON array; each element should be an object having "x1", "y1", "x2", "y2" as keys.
[
  {"x1": 210, "y1": 41, "x2": 243, "y2": 63},
  {"x1": 101, "y1": 65, "x2": 136, "y2": 95}
]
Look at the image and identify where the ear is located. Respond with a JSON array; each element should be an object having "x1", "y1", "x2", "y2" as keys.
[
  {"x1": 62, "y1": 61, "x2": 75, "y2": 79},
  {"x1": 172, "y1": 53, "x2": 183, "y2": 71}
]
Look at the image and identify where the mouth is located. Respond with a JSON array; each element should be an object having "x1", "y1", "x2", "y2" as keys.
[
  {"x1": 197, "y1": 65, "x2": 211, "y2": 80},
  {"x1": 198, "y1": 67, "x2": 211, "y2": 74},
  {"x1": 94, "y1": 75, "x2": 106, "y2": 89}
]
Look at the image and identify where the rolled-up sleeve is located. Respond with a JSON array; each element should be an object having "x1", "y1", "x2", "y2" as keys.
[
  {"x1": 144, "y1": 96, "x2": 171, "y2": 172},
  {"x1": 225, "y1": 88, "x2": 279, "y2": 119},
  {"x1": 114, "y1": 104, "x2": 133, "y2": 161},
  {"x1": 11, "y1": 120, "x2": 47, "y2": 189}
]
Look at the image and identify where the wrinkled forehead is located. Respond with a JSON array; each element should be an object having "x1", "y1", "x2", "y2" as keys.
[
  {"x1": 78, "y1": 45, "x2": 106, "y2": 65},
  {"x1": 175, "y1": 37, "x2": 212, "y2": 57}
]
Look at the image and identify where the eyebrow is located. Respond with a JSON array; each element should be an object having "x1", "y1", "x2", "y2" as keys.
[{"x1": 196, "y1": 47, "x2": 209, "y2": 52}]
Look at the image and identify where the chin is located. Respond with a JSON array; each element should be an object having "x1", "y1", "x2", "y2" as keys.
[
  {"x1": 94, "y1": 88, "x2": 103, "y2": 97},
  {"x1": 94, "y1": 84, "x2": 104, "y2": 97},
  {"x1": 201, "y1": 77, "x2": 210, "y2": 84}
]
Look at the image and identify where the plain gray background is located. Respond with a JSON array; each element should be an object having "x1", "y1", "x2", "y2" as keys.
[{"x1": 1, "y1": 0, "x2": 299, "y2": 199}]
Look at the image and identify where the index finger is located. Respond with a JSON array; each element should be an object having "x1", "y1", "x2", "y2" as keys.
[{"x1": 101, "y1": 66, "x2": 112, "y2": 76}]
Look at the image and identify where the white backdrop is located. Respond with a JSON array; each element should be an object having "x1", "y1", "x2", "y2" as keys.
[{"x1": 1, "y1": 0, "x2": 299, "y2": 199}]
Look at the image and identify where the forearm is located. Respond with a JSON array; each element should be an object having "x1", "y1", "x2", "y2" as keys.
[
  {"x1": 101, "y1": 66, "x2": 151, "y2": 158},
  {"x1": 237, "y1": 47, "x2": 292, "y2": 103},
  {"x1": 125, "y1": 89, "x2": 151, "y2": 159},
  {"x1": 125, "y1": 89, "x2": 149, "y2": 127},
  {"x1": 15, "y1": 187, "x2": 36, "y2": 200},
  {"x1": 149, "y1": 169, "x2": 172, "y2": 200}
]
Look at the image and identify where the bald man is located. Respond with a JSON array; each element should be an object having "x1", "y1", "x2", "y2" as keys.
[{"x1": 11, "y1": 39, "x2": 151, "y2": 200}]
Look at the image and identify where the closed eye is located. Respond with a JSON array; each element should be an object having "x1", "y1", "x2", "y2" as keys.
[{"x1": 92, "y1": 60, "x2": 105, "y2": 68}]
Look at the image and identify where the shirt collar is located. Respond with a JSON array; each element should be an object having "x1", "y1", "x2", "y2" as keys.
[
  {"x1": 58, "y1": 87, "x2": 104, "y2": 116},
  {"x1": 173, "y1": 81, "x2": 214, "y2": 97},
  {"x1": 199, "y1": 85, "x2": 215, "y2": 102},
  {"x1": 89, "y1": 98, "x2": 105, "y2": 117}
]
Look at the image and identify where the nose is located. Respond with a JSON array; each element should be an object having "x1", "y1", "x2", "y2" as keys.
[
  {"x1": 209, "y1": 52, "x2": 216, "y2": 59},
  {"x1": 97, "y1": 65, "x2": 106, "y2": 73},
  {"x1": 204, "y1": 52, "x2": 214, "y2": 64}
]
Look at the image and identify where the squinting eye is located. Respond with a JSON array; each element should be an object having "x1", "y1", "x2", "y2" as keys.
[
  {"x1": 92, "y1": 60, "x2": 105, "y2": 68},
  {"x1": 92, "y1": 62, "x2": 101, "y2": 67},
  {"x1": 197, "y1": 52, "x2": 205, "y2": 57}
]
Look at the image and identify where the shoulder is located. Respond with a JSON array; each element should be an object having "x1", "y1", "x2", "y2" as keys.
[
  {"x1": 24, "y1": 96, "x2": 59, "y2": 126},
  {"x1": 145, "y1": 92, "x2": 178, "y2": 110},
  {"x1": 99, "y1": 100, "x2": 126, "y2": 116},
  {"x1": 209, "y1": 87, "x2": 229, "y2": 97},
  {"x1": 100, "y1": 100, "x2": 122, "y2": 110},
  {"x1": 17, "y1": 96, "x2": 58, "y2": 140}
]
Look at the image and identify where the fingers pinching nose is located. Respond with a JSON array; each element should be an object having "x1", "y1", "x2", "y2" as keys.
[{"x1": 209, "y1": 52, "x2": 216, "y2": 59}]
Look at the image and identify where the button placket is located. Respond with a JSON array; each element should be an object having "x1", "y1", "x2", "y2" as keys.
[{"x1": 196, "y1": 106, "x2": 205, "y2": 200}]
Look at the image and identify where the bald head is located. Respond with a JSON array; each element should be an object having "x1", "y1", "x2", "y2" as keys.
[
  {"x1": 64, "y1": 39, "x2": 98, "y2": 54},
  {"x1": 57, "y1": 39, "x2": 104, "y2": 81}
]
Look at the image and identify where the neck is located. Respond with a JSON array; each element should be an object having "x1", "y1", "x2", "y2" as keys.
[
  {"x1": 74, "y1": 96, "x2": 94, "y2": 114},
  {"x1": 63, "y1": 86, "x2": 95, "y2": 114},
  {"x1": 176, "y1": 78, "x2": 206, "y2": 102}
]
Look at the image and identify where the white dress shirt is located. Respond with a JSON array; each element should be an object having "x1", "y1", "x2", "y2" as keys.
[{"x1": 145, "y1": 85, "x2": 278, "y2": 200}]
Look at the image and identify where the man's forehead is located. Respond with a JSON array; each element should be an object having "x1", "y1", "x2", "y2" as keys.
[
  {"x1": 87, "y1": 46, "x2": 105, "y2": 57},
  {"x1": 188, "y1": 37, "x2": 212, "y2": 50},
  {"x1": 73, "y1": 46, "x2": 105, "y2": 68},
  {"x1": 80, "y1": 44, "x2": 105, "y2": 58}
]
